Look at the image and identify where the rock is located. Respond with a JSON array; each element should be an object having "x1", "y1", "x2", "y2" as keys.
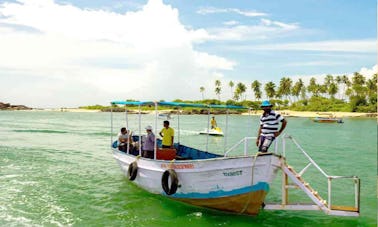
[{"x1": 0, "y1": 102, "x2": 32, "y2": 110}]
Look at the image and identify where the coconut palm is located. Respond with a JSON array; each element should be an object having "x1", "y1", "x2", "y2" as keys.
[
  {"x1": 264, "y1": 82, "x2": 276, "y2": 100},
  {"x1": 351, "y1": 72, "x2": 366, "y2": 97},
  {"x1": 214, "y1": 80, "x2": 222, "y2": 100},
  {"x1": 366, "y1": 74, "x2": 377, "y2": 104},
  {"x1": 277, "y1": 77, "x2": 292, "y2": 103},
  {"x1": 335, "y1": 75, "x2": 342, "y2": 99},
  {"x1": 307, "y1": 77, "x2": 319, "y2": 97},
  {"x1": 200, "y1": 86, "x2": 205, "y2": 100},
  {"x1": 234, "y1": 82, "x2": 247, "y2": 101},
  {"x1": 251, "y1": 80, "x2": 262, "y2": 101},
  {"x1": 324, "y1": 74, "x2": 334, "y2": 98},
  {"x1": 228, "y1": 81, "x2": 234, "y2": 99},
  {"x1": 292, "y1": 79, "x2": 304, "y2": 101},
  {"x1": 341, "y1": 75, "x2": 351, "y2": 100},
  {"x1": 328, "y1": 82, "x2": 338, "y2": 99}
]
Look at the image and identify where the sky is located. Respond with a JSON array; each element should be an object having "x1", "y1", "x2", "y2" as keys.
[{"x1": 0, "y1": 0, "x2": 376, "y2": 108}]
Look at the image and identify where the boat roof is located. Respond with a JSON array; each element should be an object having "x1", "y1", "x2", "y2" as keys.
[{"x1": 111, "y1": 101, "x2": 248, "y2": 109}]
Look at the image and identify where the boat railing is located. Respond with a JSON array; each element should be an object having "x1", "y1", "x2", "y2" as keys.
[
  {"x1": 280, "y1": 134, "x2": 360, "y2": 215},
  {"x1": 224, "y1": 136, "x2": 279, "y2": 157}
]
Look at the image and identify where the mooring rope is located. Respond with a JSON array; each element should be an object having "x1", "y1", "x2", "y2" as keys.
[{"x1": 240, "y1": 152, "x2": 261, "y2": 214}]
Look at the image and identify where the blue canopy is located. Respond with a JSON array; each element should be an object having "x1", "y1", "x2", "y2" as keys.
[{"x1": 110, "y1": 101, "x2": 248, "y2": 109}]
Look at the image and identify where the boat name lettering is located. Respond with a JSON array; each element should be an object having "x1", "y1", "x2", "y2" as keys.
[
  {"x1": 161, "y1": 163, "x2": 194, "y2": 169},
  {"x1": 223, "y1": 170, "x2": 242, "y2": 176}
]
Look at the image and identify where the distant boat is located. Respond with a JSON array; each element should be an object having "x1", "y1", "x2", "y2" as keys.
[
  {"x1": 158, "y1": 113, "x2": 174, "y2": 120},
  {"x1": 313, "y1": 116, "x2": 343, "y2": 123},
  {"x1": 199, "y1": 127, "x2": 224, "y2": 136}
]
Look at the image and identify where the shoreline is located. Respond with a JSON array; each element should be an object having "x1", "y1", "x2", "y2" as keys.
[{"x1": 3, "y1": 108, "x2": 377, "y2": 118}]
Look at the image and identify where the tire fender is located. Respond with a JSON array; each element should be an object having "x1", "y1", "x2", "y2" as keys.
[
  {"x1": 127, "y1": 161, "x2": 138, "y2": 181},
  {"x1": 161, "y1": 169, "x2": 179, "y2": 195}
]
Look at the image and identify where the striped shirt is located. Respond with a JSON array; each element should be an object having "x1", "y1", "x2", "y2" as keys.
[{"x1": 260, "y1": 111, "x2": 284, "y2": 137}]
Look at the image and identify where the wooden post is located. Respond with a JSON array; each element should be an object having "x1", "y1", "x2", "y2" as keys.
[{"x1": 282, "y1": 163, "x2": 288, "y2": 205}]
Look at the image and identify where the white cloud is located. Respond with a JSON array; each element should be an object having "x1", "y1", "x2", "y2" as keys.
[
  {"x1": 284, "y1": 61, "x2": 344, "y2": 67},
  {"x1": 197, "y1": 7, "x2": 268, "y2": 17},
  {"x1": 359, "y1": 64, "x2": 377, "y2": 77},
  {"x1": 288, "y1": 64, "x2": 377, "y2": 87},
  {"x1": 0, "y1": 0, "x2": 235, "y2": 107},
  {"x1": 223, "y1": 20, "x2": 239, "y2": 26},
  {"x1": 207, "y1": 22, "x2": 299, "y2": 41},
  {"x1": 260, "y1": 18, "x2": 299, "y2": 30},
  {"x1": 243, "y1": 40, "x2": 376, "y2": 53}
]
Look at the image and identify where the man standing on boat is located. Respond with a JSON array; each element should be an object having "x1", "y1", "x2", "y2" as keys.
[
  {"x1": 159, "y1": 120, "x2": 174, "y2": 148},
  {"x1": 256, "y1": 100, "x2": 287, "y2": 152}
]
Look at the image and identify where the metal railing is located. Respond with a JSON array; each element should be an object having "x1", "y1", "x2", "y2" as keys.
[
  {"x1": 224, "y1": 136, "x2": 279, "y2": 156},
  {"x1": 282, "y1": 134, "x2": 360, "y2": 213}
]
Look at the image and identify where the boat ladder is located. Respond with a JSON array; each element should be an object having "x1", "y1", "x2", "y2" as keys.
[{"x1": 265, "y1": 135, "x2": 360, "y2": 217}]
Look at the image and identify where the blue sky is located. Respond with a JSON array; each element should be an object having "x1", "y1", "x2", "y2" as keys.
[{"x1": 0, "y1": 0, "x2": 376, "y2": 107}]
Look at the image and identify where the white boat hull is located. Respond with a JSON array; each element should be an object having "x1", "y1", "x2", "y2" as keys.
[{"x1": 112, "y1": 149, "x2": 281, "y2": 215}]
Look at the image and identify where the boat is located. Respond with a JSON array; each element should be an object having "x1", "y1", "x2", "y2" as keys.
[
  {"x1": 313, "y1": 117, "x2": 343, "y2": 123},
  {"x1": 158, "y1": 113, "x2": 174, "y2": 120},
  {"x1": 110, "y1": 101, "x2": 360, "y2": 216},
  {"x1": 199, "y1": 127, "x2": 224, "y2": 136}
]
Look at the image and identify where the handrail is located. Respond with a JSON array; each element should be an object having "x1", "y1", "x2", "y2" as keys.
[
  {"x1": 283, "y1": 134, "x2": 360, "y2": 213},
  {"x1": 224, "y1": 137, "x2": 255, "y2": 157},
  {"x1": 284, "y1": 134, "x2": 329, "y2": 178}
]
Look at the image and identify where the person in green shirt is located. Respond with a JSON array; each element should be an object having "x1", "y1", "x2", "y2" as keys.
[{"x1": 159, "y1": 120, "x2": 174, "y2": 148}]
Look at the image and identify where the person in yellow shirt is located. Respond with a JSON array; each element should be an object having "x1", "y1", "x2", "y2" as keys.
[
  {"x1": 159, "y1": 120, "x2": 174, "y2": 148},
  {"x1": 210, "y1": 116, "x2": 217, "y2": 129}
]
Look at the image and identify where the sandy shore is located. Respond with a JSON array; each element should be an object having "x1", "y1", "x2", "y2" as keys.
[
  {"x1": 243, "y1": 110, "x2": 377, "y2": 118},
  {"x1": 32, "y1": 108, "x2": 101, "y2": 113},
  {"x1": 26, "y1": 108, "x2": 377, "y2": 118}
]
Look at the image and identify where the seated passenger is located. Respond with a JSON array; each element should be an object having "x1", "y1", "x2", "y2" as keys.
[
  {"x1": 118, "y1": 127, "x2": 133, "y2": 152},
  {"x1": 142, "y1": 125, "x2": 155, "y2": 159}
]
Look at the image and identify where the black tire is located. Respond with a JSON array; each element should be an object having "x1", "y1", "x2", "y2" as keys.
[
  {"x1": 161, "y1": 169, "x2": 178, "y2": 195},
  {"x1": 127, "y1": 161, "x2": 138, "y2": 181}
]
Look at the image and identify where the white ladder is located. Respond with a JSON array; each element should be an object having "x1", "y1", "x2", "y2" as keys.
[{"x1": 265, "y1": 135, "x2": 360, "y2": 217}]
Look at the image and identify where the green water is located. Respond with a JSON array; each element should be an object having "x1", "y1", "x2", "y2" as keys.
[{"x1": 0, "y1": 111, "x2": 376, "y2": 226}]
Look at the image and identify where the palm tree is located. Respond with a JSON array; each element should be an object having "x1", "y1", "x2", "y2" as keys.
[
  {"x1": 200, "y1": 86, "x2": 205, "y2": 100},
  {"x1": 341, "y1": 75, "x2": 351, "y2": 100},
  {"x1": 351, "y1": 72, "x2": 366, "y2": 97},
  {"x1": 366, "y1": 74, "x2": 377, "y2": 104},
  {"x1": 336, "y1": 75, "x2": 342, "y2": 99},
  {"x1": 292, "y1": 79, "x2": 304, "y2": 101},
  {"x1": 234, "y1": 82, "x2": 246, "y2": 101},
  {"x1": 307, "y1": 77, "x2": 319, "y2": 97},
  {"x1": 324, "y1": 74, "x2": 334, "y2": 98},
  {"x1": 215, "y1": 80, "x2": 222, "y2": 100},
  {"x1": 277, "y1": 77, "x2": 292, "y2": 103},
  {"x1": 251, "y1": 80, "x2": 262, "y2": 101},
  {"x1": 328, "y1": 82, "x2": 338, "y2": 99},
  {"x1": 264, "y1": 82, "x2": 276, "y2": 100},
  {"x1": 228, "y1": 81, "x2": 234, "y2": 99}
]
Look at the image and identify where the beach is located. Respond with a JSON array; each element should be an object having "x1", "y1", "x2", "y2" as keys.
[{"x1": 9, "y1": 108, "x2": 377, "y2": 118}]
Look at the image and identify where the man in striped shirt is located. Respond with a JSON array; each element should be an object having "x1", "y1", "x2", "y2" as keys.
[{"x1": 256, "y1": 100, "x2": 287, "y2": 152}]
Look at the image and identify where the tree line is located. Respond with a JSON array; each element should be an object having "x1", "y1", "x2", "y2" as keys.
[{"x1": 199, "y1": 72, "x2": 377, "y2": 112}]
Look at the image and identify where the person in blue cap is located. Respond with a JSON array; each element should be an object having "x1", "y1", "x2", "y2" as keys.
[{"x1": 256, "y1": 100, "x2": 287, "y2": 152}]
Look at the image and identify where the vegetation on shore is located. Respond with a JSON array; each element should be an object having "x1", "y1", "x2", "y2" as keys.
[{"x1": 81, "y1": 72, "x2": 377, "y2": 114}]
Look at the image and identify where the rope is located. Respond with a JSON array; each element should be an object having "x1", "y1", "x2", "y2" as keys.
[
  {"x1": 240, "y1": 152, "x2": 261, "y2": 214},
  {"x1": 168, "y1": 159, "x2": 176, "y2": 169}
]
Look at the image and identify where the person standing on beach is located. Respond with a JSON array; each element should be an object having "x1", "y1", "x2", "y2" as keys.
[
  {"x1": 256, "y1": 100, "x2": 287, "y2": 152},
  {"x1": 159, "y1": 120, "x2": 174, "y2": 148}
]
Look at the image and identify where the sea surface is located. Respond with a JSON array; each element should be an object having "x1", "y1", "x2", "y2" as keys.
[{"x1": 0, "y1": 110, "x2": 376, "y2": 226}]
